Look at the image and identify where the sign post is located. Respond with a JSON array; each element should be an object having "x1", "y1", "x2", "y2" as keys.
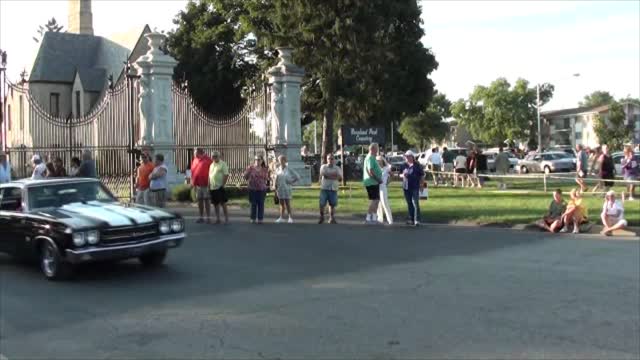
[{"x1": 338, "y1": 127, "x2": 345, "y2": 186}]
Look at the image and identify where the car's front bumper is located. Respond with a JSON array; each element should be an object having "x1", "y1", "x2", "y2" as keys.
[{"x1": 64, "y1": 233, "x2": 185, "y2": 264}]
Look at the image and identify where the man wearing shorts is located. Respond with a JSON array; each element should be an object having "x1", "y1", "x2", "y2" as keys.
[
  {"x1": 454, "y1": 152, "x2": 467, "y2": 187},
  {"x1": 600, "y1": 190, "x2": 628, "y2": 236},
  {"x1": 191, "y1": 148, "x2": 213, "y2": 223},
  {"x1": 209, "y1": 151, "x2": 230, "y2": 224},
  {"x1": 441, "y1": 147, "x2": 455, "y2": 186},
  {"x1": 318, "y1": 154, "x2": 343, "y2": 224},
  {"x1": 363, "y1": 143, "x2": 383, "y2": 224}
]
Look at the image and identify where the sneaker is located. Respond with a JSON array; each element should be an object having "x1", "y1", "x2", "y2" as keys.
[
  {"x1": 288, "y1": 217, "x2": 294, "y2": 224},
  {"x1": 560, "y1": 227, "x2": 569, "y2": 233},
  {"x1": 250, "y1": 219, "x2": 256, "y2": 224},
  {"x1": 414, "y1": 221, "x2": 420, "y2": 227},
  {"x1": 629, "y1": 197, "x2": 636, "y2": 201},
  {"x1": 406, "y1": 220, "x2": 414, "y2": 225},
  {"x1": 196, "y1": 218, "x2": 204, "y2": 224},
  {"x1": 318, "y1": 217, "x2": 325, "y2": 224},
  {"x1": 275, "y1": 217, "x2": 284, "y2": 223},
  {"x1": 572, "y1": 227, "x2": 579, "y2": 234},
  {"x1": 329, "y1": 218, "x2": 337, "y2": 224}
]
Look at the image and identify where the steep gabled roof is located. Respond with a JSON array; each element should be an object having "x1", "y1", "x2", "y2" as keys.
[{"x1": 29, "y1": 31, "x2": 129, "y2": 90}]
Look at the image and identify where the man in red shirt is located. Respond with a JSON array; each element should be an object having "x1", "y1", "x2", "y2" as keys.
[{"x1": 191, "y1": 148, "x2": 213, "y2": 223}]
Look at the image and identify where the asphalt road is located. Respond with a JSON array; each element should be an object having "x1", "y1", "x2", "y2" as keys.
[{"x1": 1, "y1": 218, "x2": 639, "y2": 359}]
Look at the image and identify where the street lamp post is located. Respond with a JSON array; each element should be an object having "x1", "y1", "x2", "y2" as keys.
[
  {"x1": 536, "y1": 73, "x2": 580, "y2": 152},
  {"x1": 0, "y1": 49, "x2": 7, "y2": 152}
]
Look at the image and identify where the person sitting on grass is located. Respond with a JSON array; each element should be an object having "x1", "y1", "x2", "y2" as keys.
[
  {"x1": 600, "y1": 190, "x2": 628, "y2": 236},
  {"x1": 561, "y1": 188, "x2": 588, "y2": 234},
  {"x1": 539, "y1": 189, "x2": 566, "y2": 233}
]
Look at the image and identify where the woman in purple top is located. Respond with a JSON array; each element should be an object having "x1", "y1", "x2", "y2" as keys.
[
  {"x1": 621, "y1": 146, "x2": 638, "y2": 201},
  {"x1": 244, "y1": 155, "x2": 270, "y2": 223},
  {"x1": 401, "y1": 150, "x2": 425, "y2": 226}
]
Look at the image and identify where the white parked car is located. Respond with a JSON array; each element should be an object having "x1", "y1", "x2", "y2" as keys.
[{"x1": 612, "y1": 151, "x2": 640, "y2": 176}]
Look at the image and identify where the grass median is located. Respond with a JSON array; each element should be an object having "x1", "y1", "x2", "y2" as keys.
[{"x1": 223, "y1": 178, "x2": 639, "y2": 226}]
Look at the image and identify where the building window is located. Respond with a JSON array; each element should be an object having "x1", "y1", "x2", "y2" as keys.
[
  {"x1": 19, "y1": 95, "x2": 24, "y2": 130},
  {"x1": 563, "y1": 117, "x2": 571, "y2": 129},
  {"x1": 50, "y1": 93, "x2": 60, "y2": 117},
  {"x1": 75, "y1": 91, "x2": 81, "y2": 117}
]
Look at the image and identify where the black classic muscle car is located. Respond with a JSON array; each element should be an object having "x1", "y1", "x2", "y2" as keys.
[{"x1": 0, "y1": 178, "x2": 185, "y2": 280}]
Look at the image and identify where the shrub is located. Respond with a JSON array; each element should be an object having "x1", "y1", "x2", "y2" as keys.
[{"x1": 171, "y1": 184, "x2": 194, "y2": 202}]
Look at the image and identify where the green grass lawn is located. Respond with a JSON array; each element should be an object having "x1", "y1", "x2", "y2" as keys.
[{"x1": 227, "y1": 178, "x2": 640, "y2": 226}]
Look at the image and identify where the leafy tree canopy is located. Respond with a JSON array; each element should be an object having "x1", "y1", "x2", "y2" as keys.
[
  {"x1": 579, "y1": 90, "x2": 615, "y2": 107},
  {"x1": 398, "y1": 92, "x2": 451, "y2": 151},
  {"x1": 33, "y1": 17, "x2": 64, "y2": 43},
  {"x1": 450, "y1": 78, "x2": 554, "y2": 148},
  {"x1": 593, "y1": 101, "x2": 635, "y2": 151}
]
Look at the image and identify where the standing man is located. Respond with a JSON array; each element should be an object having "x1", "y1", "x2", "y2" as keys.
[
  {"x1": 494, "y1": 146, "x2": 511, "y2": 190},
  {"x1": 0, "y1": 152, "x2": 11, "y2": 184},
  {"x1": 135, "y1": 152, "x2": 155, "y2": 205},
  {"x1": 149, "y1": 154, "x2": 168, "y2": 208},
  {"x1": 190, "y1": 148, "x2": 213, "y2": 223},
  {"x1": 31, "y1": 155, "x2": 47, "y2": 180},
  {"x1": 318, "y1": 154, "x2": 343, "y2": 224},
  {"x1": 575, "y1": 144, "x2": 588, "y2": 192},
  {"x1": 363, "y1": 143, "x2": 383, "y2": 224},
  {"x1": 208, "y1": 151, "x2": 230, "y2": 224},
  {"x1": 402, "y1": 150, "x2": 425, "y2": 226},
  {"x1": 441, "y1": 147, "x2": 455, "y2": 186},
  {"x1": 428, "y1": 147, "x2": 442, "y2": 186},
  {"x1": 77, "y1": 150, "x2": 97, "y2": 178}
]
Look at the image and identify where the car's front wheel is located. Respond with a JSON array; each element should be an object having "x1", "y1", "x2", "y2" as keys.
[
  {"x1": 40, "y1": 241, "x2": 73, "y2": 281},
  {"x1": 544, "y1": 166, "x2": 551, "y2": 175},
  {"x1": 520, "y1": 166, "x2": 528, "y2": 174},
  {"x1": 139, "y1": 250, "x2": 167, "y2": 267}
]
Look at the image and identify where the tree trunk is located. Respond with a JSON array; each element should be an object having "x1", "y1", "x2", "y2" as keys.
[{"x1": 321, "y1": 99, "x2": 336, "y2": 161}]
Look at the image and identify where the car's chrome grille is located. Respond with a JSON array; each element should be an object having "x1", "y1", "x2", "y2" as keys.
[{"x1": 101, "y1": 223, "x2": 158, "y2": 245}]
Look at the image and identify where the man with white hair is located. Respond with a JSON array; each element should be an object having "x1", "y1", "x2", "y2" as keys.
[
  {"x1": 0, "y1": 152, "x2": 11, "y2": 184},
  {"x1": 31, "y1": 154, "x2": 47, "y2": 180},
  {"x1": 362, "y1": 143, "x2": 383, "y2": 224},
  {"x1": 600, "y1": 190, "x2": 628, "y2": 236}
]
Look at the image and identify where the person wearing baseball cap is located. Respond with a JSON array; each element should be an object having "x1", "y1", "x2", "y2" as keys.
[
  {"x1": 31, "y1": 154, "x2": 47, "y2": 180},
  {"x1": 600, "y1": 190, "x2": 628, "y2": 236},
  {"x1": 401, "y1": 150, "x2": 425, "y2": 226}
]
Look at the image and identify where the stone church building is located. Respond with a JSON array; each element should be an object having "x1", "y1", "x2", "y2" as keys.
[{"x1": 6, "y1": 0, "x2": 150, "y2": 120}]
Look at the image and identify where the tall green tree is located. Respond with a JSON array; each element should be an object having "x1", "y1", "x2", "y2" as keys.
[
  {"x1": 579, "y1": 90, "x2": 615, "y2": 107},
  {"x1": 33, "y1": 17, "x2": 64, "y2": 43},
  {"x1": 450, "y1": 78, "x2": 554, "y2": 148},
  {"x1": 593, "y1": 101, "x2": 634, "y2": 151},
  {"x1": 186, "y1": 0, "x2": 437, "y2": 159},
  {"x1": 166, "y1": 1, "x2": 260, "y2": 114},
  {"x1": 398, "y1": 92, "x2": 451, "y2": 151}
]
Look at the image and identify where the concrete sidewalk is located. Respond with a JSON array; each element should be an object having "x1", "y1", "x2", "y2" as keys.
[{"x1": 165, "y1": 202, "x2": 639, "y2": 239}]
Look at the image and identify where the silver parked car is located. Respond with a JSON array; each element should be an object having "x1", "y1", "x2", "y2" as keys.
[
  {"x1": 485, "y1": 151, "x2": 519, "y2": 172},
  {"x1": 516, "y1": 152, "x2": 576, "y2": 174},
  {"x1": 612, "y1": 151, "x2": 640, "y2": 176}
]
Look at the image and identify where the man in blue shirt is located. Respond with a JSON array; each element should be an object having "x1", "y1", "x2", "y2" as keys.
[
  {"x1": 0, "y1": 152, "x2": 11, "y2": 184},
  {"x1": 401, "y1": 150, "x2": 425, "y2": 226}
]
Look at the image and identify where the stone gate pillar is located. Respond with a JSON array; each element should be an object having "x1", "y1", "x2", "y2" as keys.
[
  {"x1": 267, "y1": 47, "x2": 311, "y2": 185},
  {"x1": 135, "y1": 32, "x2": 181, "y2": 189}
]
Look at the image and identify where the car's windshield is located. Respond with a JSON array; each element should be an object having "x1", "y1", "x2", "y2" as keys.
[
  {"x1": 28, "y1": 181, "x2": 117, "y2": 210},
  {"x1": 389, "y1": 156, "x2": 404, "y2": 163}
]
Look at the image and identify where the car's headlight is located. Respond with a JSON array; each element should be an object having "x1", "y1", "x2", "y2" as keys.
[
  {"x1": 171, "y1": 219, "x2": 184, "y2": 233},
  {"x1": 159, "y1": 221, "x2": 171, "y2": 234},
  {"x1": 86, "y1": 230, "x2": 100, "y2": 245},
  {"x1": 72, "y1": 232, "x2": 86, "y2": 247}
]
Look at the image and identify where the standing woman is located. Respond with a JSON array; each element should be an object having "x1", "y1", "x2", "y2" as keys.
[
  {"x1": 376, "y1": 155, "x2": 393, "y2": 225},
  {"x1": 401, "y1": 150, "x2": 424, "y2": 226},
  {"x1": 274, "y1": 155, "x2": 300, "y2": 223},
  {"x1": 599, "y1": 145, "x2": 615, "y2": 193},
  {"x1": 621, "y1": 145, "x2": 639, "y2": 200},
  {"x1": 244, "y1": 155, "x2": 270, "y2": 224},
  {"x1": 589, "y1": 146, "x2": 603, "y2": 193},
  {"x1": 466, "y1": 150, "x2": 477, "y2": 188}
]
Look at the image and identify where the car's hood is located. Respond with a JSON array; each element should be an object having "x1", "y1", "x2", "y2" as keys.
[{"x1": 32, "y1": 201, "x2": 175, "y2": 229}]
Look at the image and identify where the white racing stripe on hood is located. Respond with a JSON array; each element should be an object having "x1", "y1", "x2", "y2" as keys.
[
  {"x1": 99, "y1": 203, "x2": 154, "y2": 224},
  {"x1": 60, "y1": 203, "x2": 134, "y2": 227}
]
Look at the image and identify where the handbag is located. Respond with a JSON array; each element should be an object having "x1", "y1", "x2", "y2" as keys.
[{"x1": 274, "y1": 192, "x2": 279, "y2": 205}]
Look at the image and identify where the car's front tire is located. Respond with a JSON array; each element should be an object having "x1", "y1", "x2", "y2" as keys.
[
  {"x1": 40, "y1": 241, "x2": 73, "y2": 281},
  {"x1": 544, "y1": 166, "x2": 551, "y2": 175},
  {"x1": 520, "y1": 166, "x2": 528, "y2": 174},
  {"x1": 139, "y1": 250, "x2": 167, "y2": 267}
]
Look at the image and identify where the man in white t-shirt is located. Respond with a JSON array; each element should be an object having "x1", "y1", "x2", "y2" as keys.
[
  {"x1": 600, "y1": 190, "x2": 627, "y2": 236},
  {"x1": 454, "y1": 153, "x2": 467, "y2": 187},
  {"x1": 428, "y1": 147, "x2": 442, "y2": 186},
  {"x1": 319, "y1": 154, "x2": 343, "y2": 224},
  {"x1": 31, "y1": 155, "x2": 47, "y2": 180}
]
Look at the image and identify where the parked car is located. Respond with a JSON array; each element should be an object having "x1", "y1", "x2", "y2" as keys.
[
  {"x1": 386, "y1": 155, "x2": 406, "y2": 173},
  {"x1": 484, "y1": 151, "x2": 519, "y2": 172},
  {"x1": 0, "y1": 178, "x2": 186, "y2": 280},
  {"x1": 515, "y1": 151, "x2": 576, "y2": 174},
  {"x1": 612, "y1": 151, "x2": 640, "y2": 176}
]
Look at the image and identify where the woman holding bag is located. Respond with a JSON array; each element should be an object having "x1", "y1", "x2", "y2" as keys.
[
  {"x1": 244, "y1": 155, "x2": 269, "y2": 224},
  {"x1": 274, "y1": 155, "x2": 300, "y2": 223}
]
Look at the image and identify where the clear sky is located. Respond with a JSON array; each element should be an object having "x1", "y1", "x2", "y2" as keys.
[{"x1": 1, "y1": 0, "x2": 638, "y2": 111}]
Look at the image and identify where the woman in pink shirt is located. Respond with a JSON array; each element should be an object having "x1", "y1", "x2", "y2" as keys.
[{"x1": 244, "y1": 155, "x2": 270, "y2": 224}]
